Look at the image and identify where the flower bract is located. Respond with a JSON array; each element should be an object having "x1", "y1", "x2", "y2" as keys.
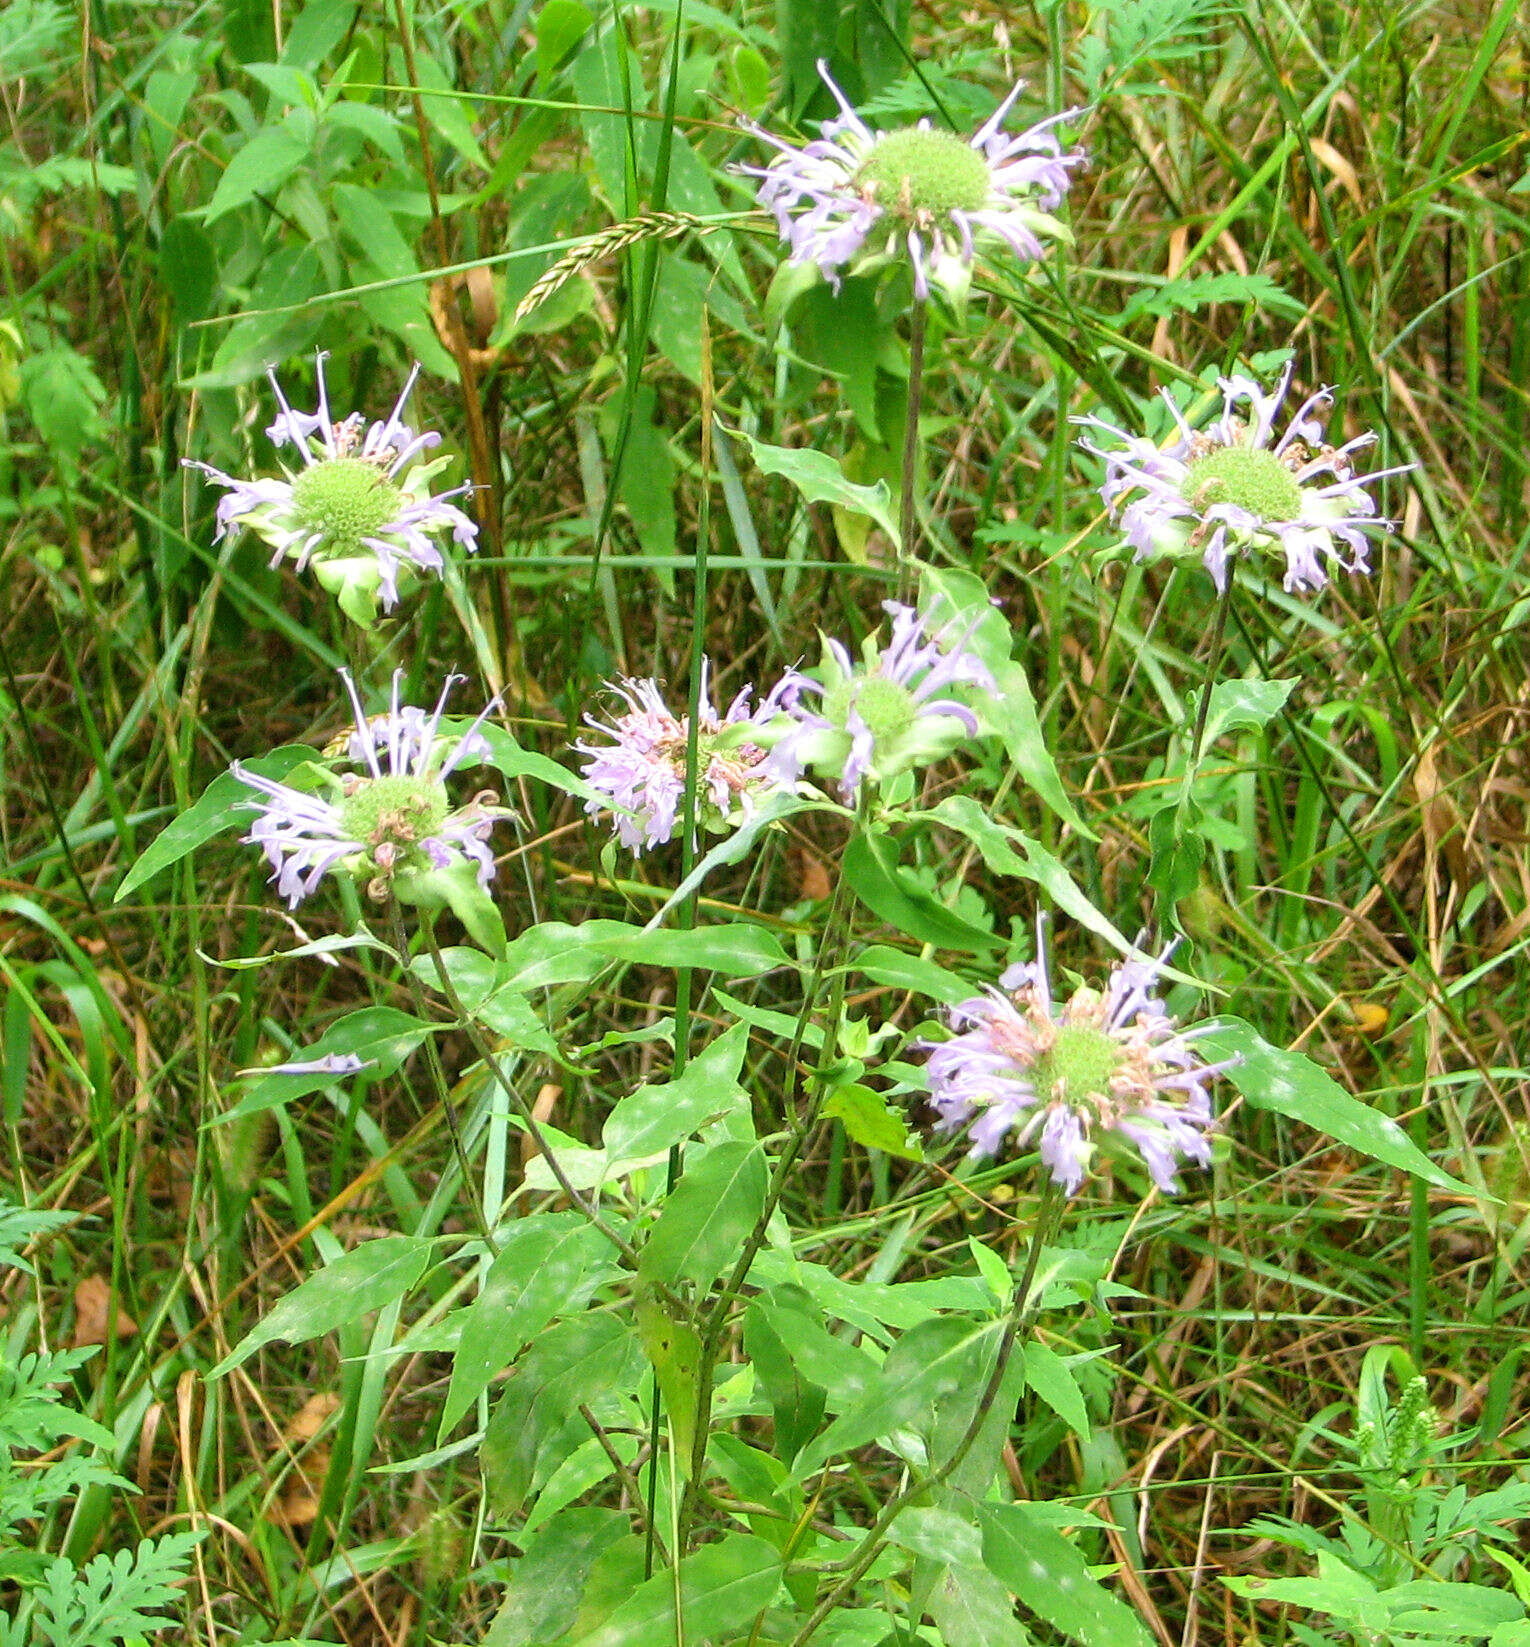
[
  {"x1": 1077, "y1": 361, "x2": 1410, "y2": 593},
  {"x1": 767, "y1": 601, "x2": 994, "y2": 801},
  {"x1": 924, "y1": 943, "x2": 1230, "y2": 1196},
  {"x1": 741, "y1": 62, "x2": 1085, "y2": 305},
  {"x1": 185, "y1": 354, "x2": 478, "y2": 626},
  {"x1": 233, "y1": 671, "x2": 507, "y2": 918},
  {"x1": 576, "y1": 663, "x2": 796, "y2": 853}
]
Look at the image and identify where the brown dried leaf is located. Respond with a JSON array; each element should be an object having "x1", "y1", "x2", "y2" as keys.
[
  {"x1": 71, "y1": 1276, "x2": 138, "y2": 1347},
  {"x1": 791, "y1": 846, "x2": 832, "y2": 904},
  {"x1": 283, "y1": 1391, "x2": 340, "y2": 1446}
]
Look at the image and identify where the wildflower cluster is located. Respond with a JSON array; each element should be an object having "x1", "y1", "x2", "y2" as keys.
[
  {"x1": 743, "y1": 64, "x2": 1085, "y2": 306},
  {"x1": 575, "y1": 666, "x2": 796, "y2": 853},
  {"x1": 926, "y1": 944, "x2": 1227, "y2": 1195},
  {"x1": 235, "y1": 671, "x2": 507, "y2": 909},
  {"x1": 186, "y1": 355, "x2": 478, "y2": 626},
  {"x1": 1079, "y1": 361, "x2": 1406, "y2": 593}
]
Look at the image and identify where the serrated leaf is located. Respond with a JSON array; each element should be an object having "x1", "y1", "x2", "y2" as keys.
[
  {"x1": 210, "y1": 1236, "x2": 433, "y2": 1377},
  {"x1": 929, "y1": 1560, "x2": 1032, "y2": 1647},
  {"x1": 483, "y1": 1507, "x2": 628, "y2": 1647},
  {"x1": 742, "y1": 433, "x2": 900, "y2": 545},
  {"x1": 574, "y1": 1534, "x2": 780, "y2": 1647},
  {"x1": 797, "y1": 1315, "x2": 997, "y2": 1472},
  {"x1": 603, "y1": 1020, "x2": 749, "y2": 1161},
  {"x1": 889, "y1": 1506, "x2": 984, "y2": 1567},
  {"x1": 639, "y1": 1140, "x2": 768, "y2": 1288},
  {"x1": 203, "y1": 121, "x2": 309, "y2": 221},
  {"x1": 1198, "y1": 1018, "x2": 1475, "y2": 1196},
  {"x1": 822, "y1": 1083, "x2": 922, "y2": 1160},
  {"x1": 1024, "y1": 1339, "x2": 1090, "y2": 1438},
  {"x1": 481, "y1": 1313, "x2": 639, "y2": 1519},
  {"x1": 441, "y1": 1217, "x2": 612, "y2": 1435}
]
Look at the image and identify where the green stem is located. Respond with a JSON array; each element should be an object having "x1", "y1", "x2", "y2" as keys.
[
  {"x1": 788, "y1": 1183, "x2": 1064, "y2": 1645},
  {"x1": 678, "y1": 808, "x2": 864, "y2": 1530},
  {"x1": 897, "y1": 298, "x2": 927, "y2": 603},
  {"x1": 646, "y1": 309, "x2": 714, "y2": 1579},
  {"x1": 388, "y1": 906, "x2": 499, "y2": 1254},
  {"x1": 415, "y1": 917, "x2": 669, "y2": 1290},
  {"x1": 1167, "y1": 571, "x2": 1237, "y2": 863}
]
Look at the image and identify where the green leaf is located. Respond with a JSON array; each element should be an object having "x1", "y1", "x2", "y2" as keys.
[
  {"x1": 603, "y1": 1020, "x2": 749, "y2": 1161},
  {"x1": 210, "y1": 1236, "x2": 433, "y2": 1377},
  {"x1": 992, "y1": 659, "x2": 1091, "y2": 835},
  {"x1": 279, "y1": 0, "x2": 356, "y2": 69},
  {"x1": 636, "y1": 1297, "x2": 703, "y2": 1472},
  {"x1": 844, "y1": 826, "x2": 1001, "y2": 954},
  {"x1": 742, "y1": 432, "x2": 901, "y2": 546},
  {"x1": 639, "y1": 1141, "x2": 768, "y2": 1289},
  {"x1": 889, "y1": 1507, "x2": 984, "y2": 1567},
  {"x1": 822, "y1": 1083, "x2": 922, "y2": 1160},
  {"x1": 604, "y1": 381, "x2": 676, "y2": 562},
  {"x1": 743, "y1": 1299, "x2": 827, "y2": 1466},
  {"x1": 798, "y1": 1316, "x2": 997, "y2": 1472},
  {"x1": 406, "y1": 46, "x2": 488, "y2": 168},
  {"x1": 203, "y1": 121, "x2": 309, "y2": 222},
  {"x1": 589, "y1": 922, "x2": 790, "y2": 977},
  {"x1": 925, "y1": 798, "x2": 1133, "y2": 956},
  {"x1": 441, "y1": 1216, "x2": 612, "y2": 1435},
  {"x1": 574, "y1": 1534, "x2": 781, "y2": 1647},
  {"x1": 221, "y1": 1006, "x2": 434, "y2": 1123},
  {"x1": 1024, "y1": 1340, "x2": 1091, "y2": 1438},
  {"x1": 116, "y1": 747, "x2": 315, "y2": 901},
  {"x1": 915, "y1": 566, "x2": 1093, "y2": 839},
  {"x1": 159, "y1": 214, "x2": 219, "y2": 325},
  {"x1": 929, "y1": 1560, "x2": 1033, "y2": 1647},
  {"x1": 977, "y1": 1499, "x2": 1155, "y2": 1647},
  {"x1": 1191, "y1": 677, "x2": 1298, "y2": 746},
  {"x1": 536, "y1": 0, "x2": 594, "y2": 82},
  {"x1": 1198, "y1": 1018, "x2": 1476, "y2": 1196},
  {"x1": 186, "y1": 241, "x2": 323, "y2": 389},
  {"x1": 483, "y1": 1507, "x2": 629, "y2": 1647},
  {"x1": 1146, "y1": 799, "x2": 1206, "y2": 906},
  {"x1": 20, "y1": 348, "x2": 106, "y2": 459},
  {"x1": 853, "y1": 945, "x2": 976, "y2": 1007},
  {"x1": 481, "y1": 1313, "x2": 639, "y2": 1519}
]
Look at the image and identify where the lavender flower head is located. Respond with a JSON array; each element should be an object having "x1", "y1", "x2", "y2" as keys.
[
  {"x1": 767, "y1": 602, "x2": 994, "y2": 801},
  {"x1": 741, "y1": 62, "x2": 1085, "y2": 306},
  {"x1": 1077, "y1": 360, "x2": 1411, "y2": 594},
  {"x1": 925, "y1": 943, "x2": 1231, "y2": 1196},
  {"x1": 575, "y1": 662, "x2": 797, "y2": 853},
  {"x1": 233, "y1": 670, "x2": 507, "y2": 910},
  {"x1": 185, "y1": 353, "x2": 478, "y2": 626}
]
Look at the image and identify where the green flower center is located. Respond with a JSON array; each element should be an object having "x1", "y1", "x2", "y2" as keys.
[
  {"x1": 1183, "y1": 446, "x2": 1305, "y2": 523},
  {"x1": 1031, "y1": 1023, "x2": 1122, "y2": 1105},
  {"x1": 822, "y1": 676, "x2": 917, "y2": 745},
  {"x1": 291, "y1": 458, "x2": 404, "y2": 556},
  {"x1": 339, "y1": 774, "x2": 449, "y2": 850},
  {"x1": 855, "y1": 128, "x2": 992, "y2": 216}
]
